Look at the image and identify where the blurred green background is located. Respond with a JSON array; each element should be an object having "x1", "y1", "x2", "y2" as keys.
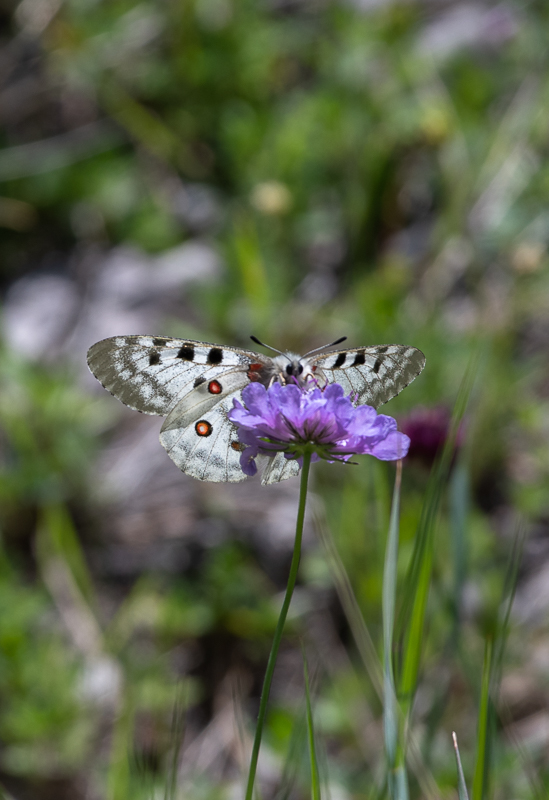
[{"x1": 1, "y1": 0, "x2": 549, "y2": 797}]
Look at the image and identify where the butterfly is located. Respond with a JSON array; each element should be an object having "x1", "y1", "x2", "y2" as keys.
[{"x1": 87, "y1": 335, "x2": 425, "y2": 484}]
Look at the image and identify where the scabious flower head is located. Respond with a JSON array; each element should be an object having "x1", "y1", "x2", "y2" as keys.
[
  {"x1": 228, "y1": 382, "x2": 410, "y2": 477},
  {"x1": 400, "y1": 405, "x2": 464, "y2": 467}
]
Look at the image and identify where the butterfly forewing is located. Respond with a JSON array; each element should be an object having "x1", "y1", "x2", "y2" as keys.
[
  {"x1": 87, "y1": 335, "x2": 263, "y2": 416},
  {"x1": 314, "y1": 345, "x2": 425, "y2": 409}
]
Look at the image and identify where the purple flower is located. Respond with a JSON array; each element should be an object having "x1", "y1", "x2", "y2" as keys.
[
  {"x1": 400, "y1": 405, "x2": 464, "y2": 467},
  {"x1": 228, "y1": 382, "x2": 410, "y2": 477}
]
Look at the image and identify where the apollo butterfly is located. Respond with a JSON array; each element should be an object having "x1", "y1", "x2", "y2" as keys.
[{"x1": 87, "y1": 335, "x2": 425, "y2": 483}]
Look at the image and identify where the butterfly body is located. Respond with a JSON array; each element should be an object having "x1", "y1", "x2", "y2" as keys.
[
  {"x1": 87, "y1": 335, "x2": 425, "y2": 483},
  {"x1": 248, "y1": 352, "x2": 317, "y2": 389}
]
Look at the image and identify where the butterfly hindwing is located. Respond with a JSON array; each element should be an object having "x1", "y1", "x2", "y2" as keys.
[
  {"x1": 314, "y1": 345, "x2": 425, "y2": 409},
  {"x1": 159, "y1": 388, "x2": 248, "y2": 482},
  {"x1": 260, "y1": 453, "x2": 300, "y2": 485},
  {"x1": 86, "y1": 335, "x2": 263, "y2": 415}
]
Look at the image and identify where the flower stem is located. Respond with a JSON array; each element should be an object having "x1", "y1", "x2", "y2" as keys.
[{"x1": 245, "y1": 451, "x2": 312, "y2": 800}]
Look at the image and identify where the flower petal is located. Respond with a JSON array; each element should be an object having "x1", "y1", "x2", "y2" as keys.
[
  {"x1": 229, "y1": 380, "x2": 409, "y2": 475},
  {"x1": 366, "y1": 431, "x2": 410, "y2": 460}
]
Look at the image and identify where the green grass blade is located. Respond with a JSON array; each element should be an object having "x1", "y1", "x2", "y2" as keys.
[
  {"x1": 472, "y1": 638, "x2": 493, "y2": 800},
  {"x1": 42, "y1": 504, "x2": 96, "y2": 607},
  {"x1": 36, "y1": 505, "x2": 106, "y2": 658},
  {"x1": 452, "y1": 732, "x2": 470, "y2": 800},
  {"x1": 449, "y1": 461, "x2": 470, "y2": 632},
  {"x1": 493, "y1": 522, "x2": 525, "y2": 687},
  {"x1": 399, "y1": 355, "x2": 479, "y2": 710},
  {"x1": 491, "y1": 523, "x2": 547, "y2": 798},
  {"x1": 383, "y1": 462, "x2": 400, "y2": 766},
  {"x1": 457, "y1": 522, "x2": 523, "y2": 800},
  {"x1": 233, "y1": 212, "x2": 270, "y2": 324},
  {"x1": 391, "y1": 768, "x2": 410, "y2": 800},
  {"x1": 276, "y1": 700, "x2": 308, "y2": 800},
  {"x1": 399, "y1": 540, "x2": 433, "y2": 715},
  {"x1": 383, "y1": 461, "x2": 409, "y2": 799},
  {"x1": 314, "y1": 507, "x2": 383, "y2": 698},
  {"x1": 163, "y1": 688, "x2": 187, "y2": 800},
  {"x1": 107, "y1": 691, "x2": 133, "y2": 800},
  {"x1": 314, "y1": 506, "x2": 440, "y2": 800},
  {"x1": 303, "y1": 647, "x2": 321, "y2": 800}
]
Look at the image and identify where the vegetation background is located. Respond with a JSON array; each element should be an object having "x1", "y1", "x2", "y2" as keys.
[{"x1": 0, "y1": 0, "x2": 549, "y2": 797}]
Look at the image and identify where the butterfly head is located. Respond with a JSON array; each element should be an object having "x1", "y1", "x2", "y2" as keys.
[{"x1": 271, "y1": 353, "x2": 317, "y2": 387}]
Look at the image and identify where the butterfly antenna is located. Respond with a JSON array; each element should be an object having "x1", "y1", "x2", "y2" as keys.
[
  {"x1": 250, "y1": 335, "x2": 290, "y2": 360},
  {"x1": 303, "y1": 336, "x2": 347, "y2": 358}
]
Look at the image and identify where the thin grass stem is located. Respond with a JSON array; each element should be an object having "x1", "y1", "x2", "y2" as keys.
[
  {"x1": 452, "y1": 732, "x2": 470, "y2": 800},
  {"x1": 383, "y1": 460, "x2": 408, "y2": 800},
  {"x1": 472, "y1": 638, "x2": 493, "y2": 800},
  {"x1": 303, "y1": 646, "x2": 321, "y2": 800}
]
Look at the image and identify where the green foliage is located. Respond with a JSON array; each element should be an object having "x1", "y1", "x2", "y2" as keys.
[
  {"x1": 1, "y1": 0, "x2": 549, "y2": 796},
  {"x1": 303, "y1": 647, "x2": 321, "y2": 800},
  {"x1": 0, "y1": 558, "x2": 87, "y2": 776}
]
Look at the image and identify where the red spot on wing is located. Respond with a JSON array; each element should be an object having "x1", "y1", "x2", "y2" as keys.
[
  {"x1": 247, "y1": 363, "x2": 265, "y2": 382},
  {"x1": 195, "y1": 420, "x2": 213, "y2": 437},
  {"x1": 208, "y1": 380, "x2": 222, "y2": 394}
]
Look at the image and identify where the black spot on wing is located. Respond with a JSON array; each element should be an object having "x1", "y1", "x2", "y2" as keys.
[
  {"x1": 149, "y1": 351, "x2": 161, "y2": 366},
  {"x1": 207, "y1": 347, "x2": 223, "y2": 365},
  {"x1": 353, "y1": 351, "x2": 366, "y2": 366},
  {"x1": 194, "y1": 376, "x2": 206, "y2": 388},
  {"x1": 153, "y1": 337, "x2": 167, "y2": 347},
  {"x1": 373, "y1": 357, "x2": 383, "y2": 374},
  {"x1": 177, "y1": 344, "x2": 195, "y2": 361},
  {"x1": 333, "y1": 352, "x2": 346, "y2": 368},
  {"x1": 377, "y1": 345, "x2": 389, "y2": 354}
]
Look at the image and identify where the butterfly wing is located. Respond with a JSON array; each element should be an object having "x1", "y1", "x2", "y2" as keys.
[
  {"x1": 87, "y1": 335, "x2": 264, "y2": 415},
  {"x1": 260, "y1": 452, "x2": 300, "y2": 485},
  {"x1": 314, "y1": 345, "x2": 425, "y2": 409},
  {"x1": 87, "y1": 335, "x2": 423, "y2": 483},
  {"x1": 159, "y1": 375, "x2": 250, "y2": 482},
  {"x1": 87, "y1": 335, "x2": 272, "y2": 483}
]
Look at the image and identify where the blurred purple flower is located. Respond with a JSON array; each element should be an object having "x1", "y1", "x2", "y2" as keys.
[
  {"x1": 228, "y1": 382, "x2": 410, "y2": 477},
  {"x1": 400, "y1": 406, "x2": 462, "y2": 466}
]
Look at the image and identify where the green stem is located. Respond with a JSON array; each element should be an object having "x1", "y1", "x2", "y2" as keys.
[
  {"x1": 303, "y1": 645, "x2": 321, "y2": 800},
  {"x1": 245, "y1": 451, "x2": 312, "y2": 800}
]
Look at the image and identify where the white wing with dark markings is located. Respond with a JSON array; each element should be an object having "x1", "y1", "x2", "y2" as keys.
[
  {"x1": 87, "y1": 335, "x2": 425, "y2": 483},
  {"x1": 87, "y1": 335, "x2": 266, "y2": 482},
  {"x1": 259, "y1": 452, "x2": 301, "y2": 485},
  {"x1": 314, "y1": 345, "x2": 425, "y2": 409},
  {"x1": 160, "y1": 388, "x2": 249, "y2": 483},
  {"x1": 87, "y1": 335, "x2": 263, "y2": 415}
]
